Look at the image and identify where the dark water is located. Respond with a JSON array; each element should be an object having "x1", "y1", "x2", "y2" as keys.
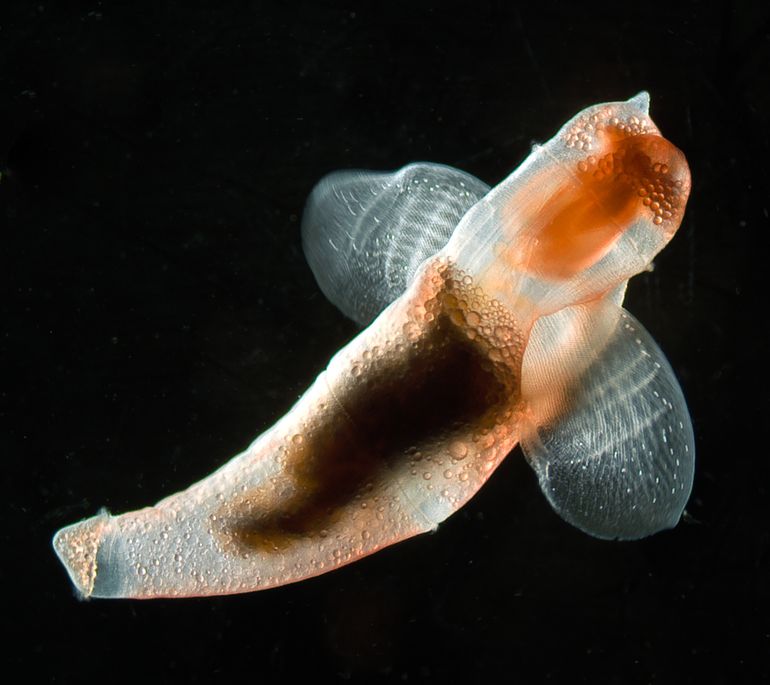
[{"x1": 2, "y1": 1, "x2": 766, "y2": 682}]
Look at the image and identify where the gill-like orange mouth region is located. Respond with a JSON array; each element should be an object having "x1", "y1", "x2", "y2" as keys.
[{"x1": 526, "y1": 131, "x2": 691, "y2": 280}]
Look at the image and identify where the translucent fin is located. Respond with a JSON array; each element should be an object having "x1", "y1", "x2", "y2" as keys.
[
  {"x1": 301, "y1": 163, "x2": 489, "y2": 324},
  {"x1": 521, "y1": 300, "x2": 694, "y2": 539}
]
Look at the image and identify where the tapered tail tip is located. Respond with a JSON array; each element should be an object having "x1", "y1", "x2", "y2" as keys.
[{"x1": 52, "y1": 511, "x2": 111, "y2": 599}]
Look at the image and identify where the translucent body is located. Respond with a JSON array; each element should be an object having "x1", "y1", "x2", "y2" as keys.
[{"x1": 53, "y1": 93, "x2": 694, "y2": 599}]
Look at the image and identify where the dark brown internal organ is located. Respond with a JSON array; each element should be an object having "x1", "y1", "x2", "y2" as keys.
[{"x1": 219, "y1": 265, "x2": 523, "y2": 553}]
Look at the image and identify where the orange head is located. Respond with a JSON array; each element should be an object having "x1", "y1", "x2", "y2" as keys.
[{"x1": 526, "y1": 128, "x2": 691, "y2": 280}]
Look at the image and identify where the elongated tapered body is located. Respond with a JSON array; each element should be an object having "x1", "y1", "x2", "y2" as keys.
[
  {"x1": 55, "y1": 260, "x2": 526, "y2": 598},
  {"x1": 54, "y1": 92, "x2": 694, "y2": 599}
]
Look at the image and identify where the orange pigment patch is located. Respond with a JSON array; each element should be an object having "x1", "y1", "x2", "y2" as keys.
[{"x1": 524, "y1": 131, "x2": 690, "y2": 280}]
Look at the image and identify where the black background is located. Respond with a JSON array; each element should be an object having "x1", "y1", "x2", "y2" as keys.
[{"x1": 2, "y1": 1, "x2": 767, "y2": 682}]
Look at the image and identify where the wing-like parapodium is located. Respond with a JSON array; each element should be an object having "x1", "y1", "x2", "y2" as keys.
[
  {"x1": 520, "y1": 301, "x2": 694, "y2": 539},
  {"x1": 301, "y1": 163, "x2": 489, "y2": 324}
]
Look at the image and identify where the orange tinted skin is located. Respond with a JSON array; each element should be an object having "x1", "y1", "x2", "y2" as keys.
[{"x1": 523, "y1": 132, "x2": 689, "y2": 280}]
